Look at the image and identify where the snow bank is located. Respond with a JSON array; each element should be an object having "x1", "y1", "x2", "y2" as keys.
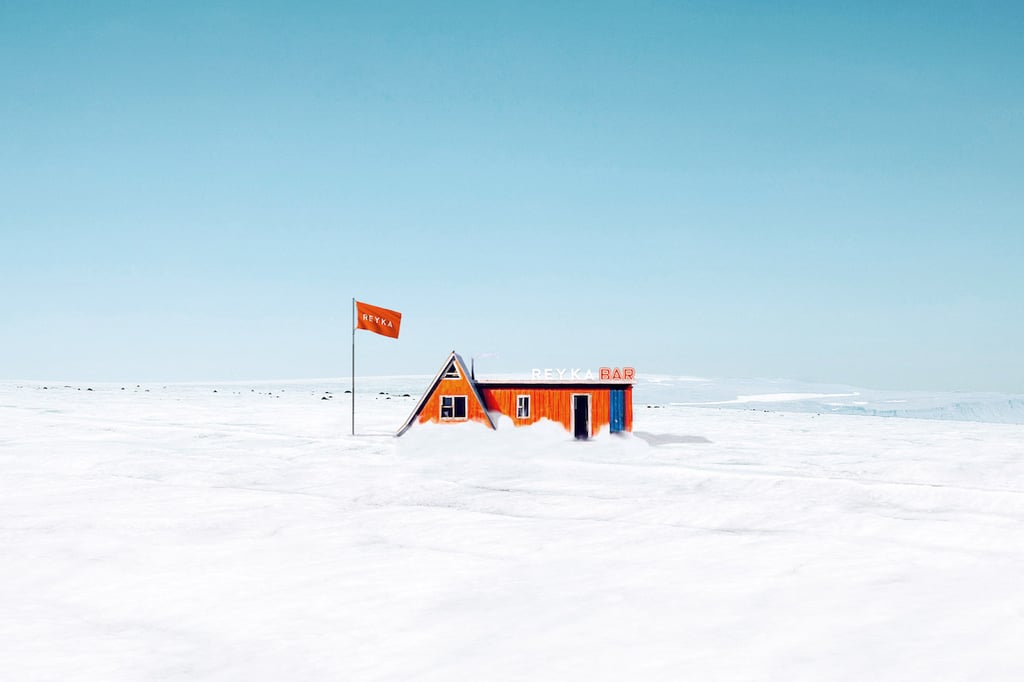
[{"x1": 2, "y1": 381, "x2": 1024, "y2": 680}]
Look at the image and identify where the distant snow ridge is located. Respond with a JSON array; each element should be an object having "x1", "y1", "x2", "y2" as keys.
[
  {"x1": 837, "y1": 397, "x2": 1024, "y2": 425},
  {"x1": 636, "y1": 376, "x2": 1024, "y2": 426}
]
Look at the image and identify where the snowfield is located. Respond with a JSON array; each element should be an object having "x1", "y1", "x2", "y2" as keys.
[{"x1": 3, "y1": 379, "x2": 1024, "y2": 681}]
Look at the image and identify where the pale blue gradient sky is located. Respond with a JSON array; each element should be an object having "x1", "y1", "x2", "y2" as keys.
[{"x1": 2, "y1": 1, "x2": 1022, "y2": 390}]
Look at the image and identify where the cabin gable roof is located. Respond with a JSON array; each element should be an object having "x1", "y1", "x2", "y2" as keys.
[{"x1": 396, "y1": 351, "x2": 496, "y2": 436}]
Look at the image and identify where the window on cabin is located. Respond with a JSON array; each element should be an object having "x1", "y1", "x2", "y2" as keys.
[
  {"x1": 516, "y1": 395, "x2": 530, "y2": 419},
  {"x1": 443, "y1": 361, "x2": 460, "y2": 380},
  {"x1": 441, "y1": 395, "x2": 467, "y2": 419}
]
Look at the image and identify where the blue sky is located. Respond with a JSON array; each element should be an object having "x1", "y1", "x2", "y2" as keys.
[{"x1": 2, "y1": 1, "x2": 1022, "y2": 391}]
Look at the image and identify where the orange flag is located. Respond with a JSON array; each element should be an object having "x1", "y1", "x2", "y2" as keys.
[{"x1": 355, "y1": 301, "x2": 402, "y2": 339}]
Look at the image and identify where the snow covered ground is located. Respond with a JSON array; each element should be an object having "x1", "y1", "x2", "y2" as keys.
[{"x1": 3, "y1": 378, "x2": 1024, "y2": 681}]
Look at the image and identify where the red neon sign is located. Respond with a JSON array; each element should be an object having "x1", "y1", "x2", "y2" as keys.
[{"x1": 599, "y1": 367, "x2": 635, "y2": 381}]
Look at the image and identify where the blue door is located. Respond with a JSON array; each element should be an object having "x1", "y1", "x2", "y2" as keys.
[{"x1": 609, "y1": 390, "x2": 625, "y2": 433}]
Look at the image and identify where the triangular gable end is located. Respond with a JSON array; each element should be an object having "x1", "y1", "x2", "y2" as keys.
[
  {"x1": 396, "y1": 351, "x2": 496, "y2": 436},
  {"x1": 442, "y1": 359, "x2": 461, "y2": 380}
]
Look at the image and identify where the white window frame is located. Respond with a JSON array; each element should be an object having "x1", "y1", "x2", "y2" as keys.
[
  {"x1": 441, "y1": 395, "x2": 467, "y2": 420},
  {"x1": 443, "y1": 362, "x2": 461, "y2": 380},
  {"x1": 516, "y1": 394, "x2": 530, "y2": 419}
]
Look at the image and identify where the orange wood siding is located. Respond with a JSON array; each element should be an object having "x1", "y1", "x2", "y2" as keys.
[
  {"x1": 482, "y1": 388, "x2": 627, "y2": 435},
  {"x1": 417, "y1": 372, "x2": 491, "y2": 427}
]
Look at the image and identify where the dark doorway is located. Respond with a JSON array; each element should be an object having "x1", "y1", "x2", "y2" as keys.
[{"x1": 572, "y1": 394, "x2": 590, "y2": 440}]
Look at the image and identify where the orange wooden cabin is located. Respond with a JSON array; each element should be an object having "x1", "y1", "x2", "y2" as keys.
[{"x1": 397, "y1": 351, "x2": 634, "y2": 439}]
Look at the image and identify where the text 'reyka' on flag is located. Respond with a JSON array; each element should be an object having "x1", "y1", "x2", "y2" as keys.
[{"x1": 355, "y1": 301, "x2": 402, "y2": 339}]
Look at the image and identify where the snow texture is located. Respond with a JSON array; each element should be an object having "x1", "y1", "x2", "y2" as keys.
[{"x1": 3, "y1": 378, "x2": 1024, "y2": 681}]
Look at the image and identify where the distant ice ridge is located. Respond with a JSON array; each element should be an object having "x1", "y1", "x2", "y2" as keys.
[{"x1": 635, "y1": 376, "x2": 1024, "y2": 426}]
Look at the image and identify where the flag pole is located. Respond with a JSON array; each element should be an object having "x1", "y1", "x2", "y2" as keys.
[{"x1": 351, "y1": 297, "x2": 356, "y2": 436}]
